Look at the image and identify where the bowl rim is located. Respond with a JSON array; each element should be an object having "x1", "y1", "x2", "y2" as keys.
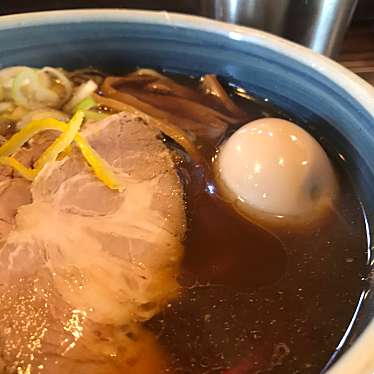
[{"x1": 0, "y1": 8, "x2": 373, "y2": 374}]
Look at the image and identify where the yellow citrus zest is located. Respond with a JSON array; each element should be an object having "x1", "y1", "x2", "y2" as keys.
[
  {"x1": 0, "y1": 118, "x2": 66, "y2": 157},
  {"x1": 34, "y1": 111, "x2": 83, "y2": 171},
  {"x1": 75, "y1": 133, "x2": 121, "y2": 191},
  {"x1": 58, "y1": 145, "x2": 72, "y2": 160},
  {"x1": 0, "y1": 112, "x2": 121, "y2": 190},
  {"x1": 0, "y1": 156, "x2": 37, "y2": 181}
]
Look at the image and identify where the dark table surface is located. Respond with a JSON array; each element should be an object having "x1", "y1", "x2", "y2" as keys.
[
  {"x1": 0, "y1": 0, "x2": 197, "y2": 15},
  {"x1": 0, "y1": 0, "x2": 373, "y2": 19}
]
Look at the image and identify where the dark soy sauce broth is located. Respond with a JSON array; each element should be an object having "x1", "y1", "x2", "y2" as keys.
[{"x1": 143, "y1": 74, "x2": 368, "y2": 373}]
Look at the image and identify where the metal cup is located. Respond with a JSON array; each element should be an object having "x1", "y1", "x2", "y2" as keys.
[
  {"x1": 200, "y1": 0, "x2": 290, "y2": 35},
  {"x1": 200, "y1": 0, "x2": 358, "y2": 57}
]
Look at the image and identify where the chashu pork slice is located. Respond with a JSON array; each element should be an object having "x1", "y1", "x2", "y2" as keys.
[
  {"x1": 0, "y1": 132, "x2": 56, "y2": 244},
  {"x1": 0, "y1": 176, "x2": 31, "y2": 243},
  {"x1": 0, "y1": 112, "x2": 186, "y2": 373}
]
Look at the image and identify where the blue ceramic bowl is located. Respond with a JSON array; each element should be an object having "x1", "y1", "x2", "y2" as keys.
[{"x1": 0, "y1": 9, "x2": 372, "y2": 373}]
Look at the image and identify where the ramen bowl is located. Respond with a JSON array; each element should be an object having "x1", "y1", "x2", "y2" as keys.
[{"x1": 0, "y1": 9, "x2": 372, "y2": 374}]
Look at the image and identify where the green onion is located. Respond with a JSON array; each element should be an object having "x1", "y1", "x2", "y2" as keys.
[
  {"x1": 12, "y1": 70, "x2": 33, "y2": 108},
  {"x1": 83, "y1": 110, "x2": 109, "y2": 121},
  {"x1": 12, "y1": 68, "x2": 59, "y2": 109},
  {"x1": 64, "y1": 80, "x2": 98, "y2": 112},
  {"x1": 73, "y1": 96, "x2": 97, "y2": 113}
]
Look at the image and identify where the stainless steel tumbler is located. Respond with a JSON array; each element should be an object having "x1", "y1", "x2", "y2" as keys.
[{"x1": 200, "y1": 0, "x2": 358, "y2": 57}]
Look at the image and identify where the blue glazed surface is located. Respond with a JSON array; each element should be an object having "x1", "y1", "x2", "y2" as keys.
[{"x1": 0, "y1": 11, "x2": 372, "y2": 370}]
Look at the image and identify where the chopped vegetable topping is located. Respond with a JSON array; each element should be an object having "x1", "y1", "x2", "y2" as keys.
[
  {"x1": 12, "y1": 67, "x2": 60, "y2": 109},
  {"x1": 0, "y1": 111, "x2": 121, "y2": 190},
  {"x1": 0, "y1": 156, "x2": 37, "y2": 181},
  {"x1": 82, "y1": 110, "x2": 109, "y2": 121},
  {"x1": 73, "y1": 96, "x2": 97, "y2": 113},
  {"x1": 75, "y1": 133, "x2": 121, "y2": 190},
  {"x1": 64, "y1": 80, "x2": 98, "y2": 112},
  {"x1": 34, "y1": 111, "x2": 83, "y2": 170},
  {"x1": 0, "y1": 117, "x2": 66, "y2": 157}
]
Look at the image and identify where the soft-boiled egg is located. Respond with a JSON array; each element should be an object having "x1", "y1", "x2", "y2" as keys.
[{"x1": 216, "y1": 118, "x2": 337, "y2": 225}]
